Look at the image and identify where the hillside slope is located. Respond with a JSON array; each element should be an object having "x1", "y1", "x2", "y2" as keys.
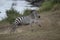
[{"x1": 0, "y1": 10, "x2": 60, "y2": 40}]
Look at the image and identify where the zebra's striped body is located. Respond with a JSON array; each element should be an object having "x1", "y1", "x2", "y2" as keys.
[{"x1": 11, "y1": 10, "x2": 41, "y2": 32}]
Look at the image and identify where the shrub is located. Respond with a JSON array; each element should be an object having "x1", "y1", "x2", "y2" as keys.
[
  {"x1": 23, "y1": 9, "x2": 31, "y2": 16},
  {"x1": 6, "y1": 8, "x2": 22, "y2": 24},
  {"x1": 38, "y1": 0, "x2": 54, "y2": 12},
  {"x1": 52, "y1": 0, "x2": 60, "y2": 3}
]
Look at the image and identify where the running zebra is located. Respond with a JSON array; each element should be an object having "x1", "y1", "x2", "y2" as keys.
[{"x1": 11, "y1": 10, "x2": 41, "y2": 32}]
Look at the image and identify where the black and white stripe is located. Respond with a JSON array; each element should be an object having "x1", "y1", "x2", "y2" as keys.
[{"x1": 14, "y1": 16, "x2": 24, "y2": 25}]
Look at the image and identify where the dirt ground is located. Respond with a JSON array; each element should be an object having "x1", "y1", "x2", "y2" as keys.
[{"x1": 0, "y1": 11, "x2": 60, "y2": 40}]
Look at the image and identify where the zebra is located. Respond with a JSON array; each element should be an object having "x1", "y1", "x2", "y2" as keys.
[{"x1": 11, "y1": 10, "x2": 41, "y2": 32}]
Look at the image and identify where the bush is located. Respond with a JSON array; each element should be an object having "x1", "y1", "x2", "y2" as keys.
[
  {"x1": 23, "y1": 9, "x2": 31, "y2": 16},
  {"x1": 38, "y1": 0, "x2": 60, "y2": 13},
  {"x1": 52, "y1": 0, "x2": 60, "y2": 3},
  {"x1": 47, "y1": 0, "x2": 60, "y2": 3},
  {"x1": 6, "y1": 8, "x2": 22, "y2": 24},
  {"x1": 39, "y1": 1, "x2": 54, "y2": 12}
]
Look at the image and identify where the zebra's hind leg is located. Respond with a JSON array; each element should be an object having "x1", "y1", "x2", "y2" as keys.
[
  {"x1": 10, "y1": 24, "x2": 17, "y2": 33},
  {"x1": 11, "y1": 26, "x2": 16, "y2": 32}
]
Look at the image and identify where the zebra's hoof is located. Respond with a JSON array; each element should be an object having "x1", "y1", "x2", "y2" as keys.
[{"x1": 39, "y1": 25, "x2": 41, "y2": 27}]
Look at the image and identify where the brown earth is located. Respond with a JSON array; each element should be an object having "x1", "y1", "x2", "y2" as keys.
[{"x1": 0, "y1": 10, "x2": 60, "y2": 40}]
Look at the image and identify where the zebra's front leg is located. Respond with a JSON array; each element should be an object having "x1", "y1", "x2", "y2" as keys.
[
  {"x1": 30, "y1": 21, "x2": 33, "y2": 27},
  {"x1": 38, "y1": 23, "x2": 41, "y2": 27},
  {"x1": 36, "y1": 22, "x2": 41, "y2": 27},
  {"x1": 35, "y1": 20, "x2": 41, "y2": 27},
  {"x1": 29, "y1": 22, "x2": 34, "y2": 32}
]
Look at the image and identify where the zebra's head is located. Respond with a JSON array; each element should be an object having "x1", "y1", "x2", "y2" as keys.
[{"x1": 31, "y1": 10, "x2": 40, "y2": 19}]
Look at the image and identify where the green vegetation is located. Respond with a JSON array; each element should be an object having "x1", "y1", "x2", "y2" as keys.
[
  {"x1": 6, "y1": 8, "x2": 22, "y2": 24},
  {"x1": 0, "y1": 8, "x2": 22, "y2": 24},
  {"x1": 52, "y1": 0, "x2": 60, "y2": 3},
  {"x1": 38, "y1": 0, "x2": 60, "y2": 13},
  {"x1": 38, "y1": 1, "x2": 54, "y2": 12},
  {"x1": 23, "y1": 9, "x2": 31, "y2": 16}
]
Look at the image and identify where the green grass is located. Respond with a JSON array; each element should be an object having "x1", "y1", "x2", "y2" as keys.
[
  {"x1": 38, "y1": 0, "x2": 60, "y2": 13},
  {"x1": 38, "y1": 1, "x2": 54, "y2": 13}
]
